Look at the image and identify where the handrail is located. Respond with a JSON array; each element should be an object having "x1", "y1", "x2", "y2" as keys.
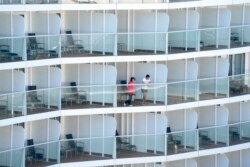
[
  {"x1": 0, "y1": 73, "x2": 248, "y2": 96},
  {"x1": 0, "y1": 24, "x2": 249, "y2": 38},
  {"x1": 1, "y1": 121, "x2": 250, "y2": 154},
  {"x1": 0, "y1": 0, "x2": 202, "y2": 5}
]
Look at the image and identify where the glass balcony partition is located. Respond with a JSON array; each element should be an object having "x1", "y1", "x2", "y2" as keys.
[
  {"x1": 169, "y1": 0, "x2": 201, "y2": 2},
  {"x1": 231, "y1": 26, "x2": 243, "y2": 48},
  {"x1": 60, "y1": 137, "x2": 114, "y2": 163},
  {"x1": 229, "y1": 123, "x2": 241, "y2": 146},
  {"x1": 199, "y1": 125, "x2": 228, "y2": 150},
  {"x1": 131, "y1": 83, "x2": 166, "y2": 107},
  {"x1": 26, "y1": 88, "x2": 60, "y2": 115},
  {"x1": 240, "y1": 121, "x2": 250, "y2": 143},
  {"x1": 25, "y1": 141, "x2": 58, "y2": 167},
  {"x1": 116, "y1": 134, "x2": 166, "y2": 159},
  {"x1": 117, "y1": 0, "x2": 164, "y2": 4},
  {"x1": 199, "y1": 27, "x2": 230, "y2": 51},
  {"x1": 0, "y1": 144, "x2": 24, "y2": 167},
  {"x1": 91, "y1": 33, "x2": 116, "y2": 56},
  {"x1": 0, "y1": 148, "x2": 25, "y2": 167},
  {"x1": 0, "y1": 27, "x2": 247, "y2": 61},
  {"x1": 0, "y1": 37, "x2": 24, "y2": 63},
  {"x1": 61, "y1": 33, "x2": 88, "y2": 57},
  {"x1": 217, "y1": 77, "x2": 229, "y2": 98},
  {"x1": 0, "y1": 92, "x2": 26, "y2": 119},
  {"x1": 13, "y1": 91, "x2": 26, "y2": 118},
  {"x1": 200, "y1": 28, "x2": 217, "y2": 51},
  {"x1": 0, "y1": 75, "x2": 250, "y2": 115},
  {"x1": 61, "y1": 85, "x2": 116, "y2": 109},
  {"x1": 62, "y1": 84, "x2": 165, "y2": 109},
  {"x1": 61, "y1": 33, "x2": 117, "y2": 57},
  {"x1": 199, "y1": 78, "x2": 216, "y2": 100},
  {"x1": 168, "y1": 30, "x2": 198, "y2": 54},
  {"x1": 229, "y1": 74, "x2": 250, "y2": 97},
  {"x1": 0, "y1": 149, "x2": 11, "y2": 167},
  {"x1": 167, "y1": 130, "x2": 198, "y2": 155},
  {"x1": 0, "y1": 88, "x2": 59, "y2": 119},
  {"x1": 0, "y1": 0, "x2": 202, "y2": 4},
  {"x1": 0, "y1": 0, "x2": 22, "y2": 4},
  {"x1": 21, "y1": 75, "x2": 249, "y2": 111},
  {"x1": 60, "y1": 138, "x2": 85, "y2": 163},
  {"x1": 242, "y1": 25, "x2": 250, "y2": 47},
  {"x1": 62, "y1": 0, "x2": 115, "y2": 4},
  {"x1": 117, "y1": 32, "x2": 167, "y2": 56},
  {"x1": 229, "y1": 121, "x2": 250, "y2": 146},
  {"x1": 63, "y1": 0, "x2": 201, "y2": 4},
  {"x1": 117, "y1": 33, "x2": 129, "y2": 55},
  {"x1": 167, "y1": 80, "x2": 198, "y2": 105},
  {"x1": 25, "y1": 0, "x2": 59, "y2": 4},
  {"x1": 26, "y1": 35, "x2": 59, "y2": 61},
  {"x1": 217, "y1": 27, "x2": 230, "y2": 49},
  {"x1": 47, "y1": 141, "x2": 60, "y2": 165},
  {"x1": 199, "y1": 77, "x2": 228, "y2": 101},
  {"x1": 12, "y1": 148, "x2": 24, "y2": 167},
  {"x1": 1, "y1": 122, "x2": 250, "y2": 166},
  {"x1": 0, "y1": 93, "x2": 12, "y2": 120},
  {"x1": 133, "y1": 33, "x2": 161, "y2": 54}
]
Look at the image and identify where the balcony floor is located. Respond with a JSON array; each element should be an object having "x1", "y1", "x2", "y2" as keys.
[
  {"x1": 25, "y1": 160, "x2": 56, "y2": 167},
  {"x1": 20, "y1": 137, "x2": 250, "y2": 167},
  {"x1": 230, "y1": 137, "x2": 250, "y2": 146},
  {"x1": 60, "y1": 44, "x2": 240, "y2": 58},
  {"x1": 199, "y1": 141, "x2": 226, "y2": 150}
]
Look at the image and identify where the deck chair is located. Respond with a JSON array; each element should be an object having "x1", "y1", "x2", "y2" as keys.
[
  {"x1": 65, "y1": 134, "x2": 84, "y2": 155},
  {"x1": 65, "y1": 31, "x2": 84, "y2": 53},
  {"x1": 119, "y1": 80, "x2": 128, "y2": 102},
  {"x1": 0, "y1": 45, "x2": 10, "y2": 62},
  {"x1": 62, "y1": 82, "x2": 86, "y2": 106},
  {"x1": 0, "y1": 95, "x2": 8, "y2": 115},
  {"x1": 27, "y1": 86, "x2": 42, "y2": 109},
  {"x1": 26, "y1": 139, "x2": 44, "y2": 161},
  {"x1": 167, "y1": 127, "x2": 182, "y2": 148},
  {"x1": 116, "y1": 130, "x2": 136, "y2": 151},
  {"x1": 229, "y1": 126, "x2": 239, "y2": 142},
  {"x1": 199, "y1": 130, "x2": 211, "y2": 144},
  {"x1": 70, "y1": 82, "x2": 87, "y2": 104},
  {"x1": 27, "y1": 33, "x2": 45, "y2": 60}
]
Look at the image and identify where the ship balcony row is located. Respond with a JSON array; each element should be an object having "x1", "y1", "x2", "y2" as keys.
[
  {"x1": 98, "y1": 153, "x2": 250, "y2": 167},
  {"x1": 0, "y1": 119, "x2": 250, "y2": 167},
  {"x1": 0, "y1": 0, "x2": 201, "y2": 5},
  {"x1": 1, "y1": 6, "x2": 250, "y2": 62},
  {"x1": 0, "y1": 73, "x2": 249, "y2": 119},
  {"x1": 0, "y1": 27, "x2": 249, "y2": 62},
  {"x1": 0, "y1": 103, "x2": 249, "y2": 165}
]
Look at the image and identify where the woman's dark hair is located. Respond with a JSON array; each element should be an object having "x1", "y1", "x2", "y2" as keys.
[
  {"x1": 130, "y1": 77, "x2": 135, "y2": 81},
  {"x1": 146, "y1": 74, "x2": 150, "y2": 78}
]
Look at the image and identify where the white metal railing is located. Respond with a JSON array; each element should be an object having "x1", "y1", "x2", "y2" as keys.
[
  {"x1": 0, "y1": 25, "x2": 249, "y2": 62},
  {"x1": 0, "y1": 0, "x2": 201, "y2": 5},
  {"x1": 0, "y1": 73, "x2": 248, "y2": 119}
]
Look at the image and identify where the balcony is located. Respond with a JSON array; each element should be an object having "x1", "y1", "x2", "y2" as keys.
[
  {"x1": 0, "y1": 0, "x2": 201, "y2": 5},
  {"x1": 0, "y1": 122, "x2": 250, "y2": 166},
  {"x1": 0, "y1": 88, "x2": 60, "y2": 120},
  {"x1": 0, "y1": 25, "x2": 249, "y2": 64},
  {"x1": 0, "y1": 74, "x2": 249, "y2": 119}
]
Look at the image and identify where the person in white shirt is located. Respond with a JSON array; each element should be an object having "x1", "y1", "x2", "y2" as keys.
[{"x1": 141, "y1": 74, "x2": 151, "y2": 104}]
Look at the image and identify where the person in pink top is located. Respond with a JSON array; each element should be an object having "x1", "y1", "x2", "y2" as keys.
[{"x1": 124, "y1": 77, "x2": 135, "y2": 106}]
